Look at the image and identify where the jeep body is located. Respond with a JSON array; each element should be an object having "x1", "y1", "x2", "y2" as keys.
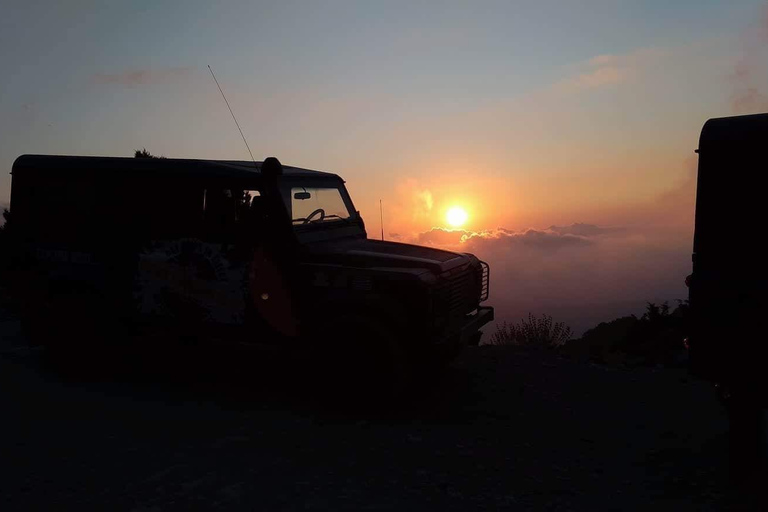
[
  {"x1": 8, "y1": 155, "x2": 493, "y2": 370},
  {"x1": 688, "y1": 113, "x2": 768, "y2": 405}
]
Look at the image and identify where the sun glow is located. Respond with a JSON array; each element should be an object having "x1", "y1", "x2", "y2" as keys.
[{"x1": 446, "y1": 206, "x2": 468, "y2": 227}]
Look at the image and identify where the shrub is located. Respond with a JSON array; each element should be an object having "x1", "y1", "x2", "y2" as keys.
[
  {"x1": 489, "y1": 313, "x2": 573, "y2": 348},
  {"x1": 622, "y1": 300, "x2": 688, "y2": 365},
  {"x1": 568, "y1": 300, "x2": 690, "y2": 366},
  {"x1": 570, "y1": 315, "x2": 638, "y2": 361}
]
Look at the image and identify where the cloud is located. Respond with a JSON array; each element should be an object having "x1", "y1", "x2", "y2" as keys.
[
  {"x1": 418, "y1": 227, "x2": 467, "y2": 246},
  {"x1": 90, "y1": 67, "x2": 192, "y2": 87},
  {"x1": 415, "y1": 223, "x2": 608, "y2": 250},
  {"x1": 463, "y1": 227, "x2": 593, "y2": 251},
  {"x1": 730, "y1": 4, "x2": 768, "y2": 113},
  {"x1": 553, "y1": 47, "x2": 667, "y2": 93},
  {"x1": 548, "y1": 223, "x2": 624, "y2": 237}
]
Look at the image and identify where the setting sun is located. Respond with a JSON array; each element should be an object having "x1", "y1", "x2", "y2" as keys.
[{"x1": 446, "y1": 206, "x2": 468, "y2": 227}]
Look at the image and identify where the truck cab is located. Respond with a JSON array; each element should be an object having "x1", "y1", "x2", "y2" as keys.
[{"x1": 8, "y1": 155, "x2": 493, "y2": 388}]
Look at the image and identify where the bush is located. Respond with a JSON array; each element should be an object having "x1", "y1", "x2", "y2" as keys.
[
  {"x1": 489, "y1": 313, "x2": 573, "y2": 348},
  {"x1": 567, "y1": 300, "x2": 690, "y2": 367},
  {"x1": 622, "y1": 301, "x2": 688, "y2": 366},
  {"x1": 568, "y1": 315, "x2": 638, "y2": 362}
]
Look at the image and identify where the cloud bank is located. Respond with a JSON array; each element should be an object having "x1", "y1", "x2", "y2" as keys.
[{"x1": 407, "y1": 220, "x2": 691, "y2": 339}]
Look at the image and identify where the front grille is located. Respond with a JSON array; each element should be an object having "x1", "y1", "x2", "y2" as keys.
[
  {"x1": 434, "y1": 267, "x2": 478, "y2": 321},
  {"x1": 479, "y1": 260, "x2": 490, "y2": 302}
]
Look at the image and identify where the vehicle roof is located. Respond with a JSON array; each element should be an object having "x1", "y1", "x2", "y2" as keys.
[
  {"x1": 11, "y1": 154, "x2": 342, "y2": 181},
  {"x1": 699, "y1": 112, "x2": 768, "y2": 152}
]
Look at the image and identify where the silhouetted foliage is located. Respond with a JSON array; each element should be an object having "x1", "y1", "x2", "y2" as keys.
[
  {"x1": 624, "y1": 300, "x2": 689, "y2": 365},
  {"x1": 134, "y1": 148, "x2": 165, "y2": 159},
  {"x1": 568, "y1": 315, "x2": 639, "y2": 362},
  {"x1": 565, "y1": 300, "x2": 690, "y2": 366},
  {"x1": 490, "y1": 313, "x2": 573, "y2": 348}
]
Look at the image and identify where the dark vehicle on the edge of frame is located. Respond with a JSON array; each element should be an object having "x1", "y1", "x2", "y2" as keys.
[
  {"x1": 7, "y1": 155, "x2": 493, "y2": 393},
  {"x1": 687, "y1": 113, "x2": 768, "y2": 476}
]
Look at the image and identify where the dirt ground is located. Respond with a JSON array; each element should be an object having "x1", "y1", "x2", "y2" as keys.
[{"x1": 0, "y1": 307, "x2": 763, "y2": 511}]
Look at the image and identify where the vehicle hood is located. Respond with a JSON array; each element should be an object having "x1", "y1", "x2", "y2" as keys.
[{"x1": 303, "y1": 238, "x2": 471, "y2": 274}]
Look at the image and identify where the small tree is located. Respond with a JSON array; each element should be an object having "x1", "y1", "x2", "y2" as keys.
[
  {"x1": 490, "y1": 313, "x2": 573, "y2": 348},
  {"x1": 642, "y1": 301, "x2": 670, "y2": 323},
  {"x1": 635, "y1": 301, "x2": 687, "y2": 363},
  {"x1": 134, "y1": 148, "x2": 165, "y2": 159}
]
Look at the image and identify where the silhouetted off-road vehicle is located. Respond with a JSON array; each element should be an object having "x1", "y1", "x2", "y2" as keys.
[
  {"x1": 688, "y1": 113, "x2": 768, "y2": 478},
  {"x1": 688, "y1": 113, "x2": 768, "y2": 401},
  {"x1": 7, "y1": 155, "x2": 493, "y2": 388}
]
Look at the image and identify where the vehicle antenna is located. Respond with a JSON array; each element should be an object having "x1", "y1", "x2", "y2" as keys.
[
  {"x1": 208, "y1": 65, "x2": 256, "y2": 165},
  {"x1": 380, "y1": 199, "x2": 384, "y2": 241}
]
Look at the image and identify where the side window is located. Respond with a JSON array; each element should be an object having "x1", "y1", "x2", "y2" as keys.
[
  {"x1": 203, "y1": 188, "x2": 261, "y2": 243},
  {"x1": 136, "y1": 184, "x2": 203, "y2": 240},
  {"x1": 244, "y1": 190, "x2": 265, "y2": 231},
  {"x1": 239, "y1": 189, "x2": 262, "y2": 224}
]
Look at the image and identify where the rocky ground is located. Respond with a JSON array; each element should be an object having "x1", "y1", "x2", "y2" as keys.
[{"x1": 0, "y1": 303, "x2": 764, "y2": 511}]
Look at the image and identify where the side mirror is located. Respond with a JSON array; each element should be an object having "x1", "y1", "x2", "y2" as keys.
[{"x1": 294, "y1": 192, "x2": 311, "y2": 200}]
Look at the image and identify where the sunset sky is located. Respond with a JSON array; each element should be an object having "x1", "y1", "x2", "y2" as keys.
[{"x1": 2, "y1": 1, "x2": 767, "y2": 334}]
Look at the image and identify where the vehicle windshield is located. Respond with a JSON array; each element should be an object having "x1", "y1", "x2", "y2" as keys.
[{"x1": 282, "y1": 184, "x2": 354, "y2": 227}]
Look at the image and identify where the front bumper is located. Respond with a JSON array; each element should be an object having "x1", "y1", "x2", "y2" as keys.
[
  {"x1": 459, "y1": 306, "x2": 494, "y2": 345},
  {"x1": 432, "y1": 306, "x2": 494, "y2": 358}
]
